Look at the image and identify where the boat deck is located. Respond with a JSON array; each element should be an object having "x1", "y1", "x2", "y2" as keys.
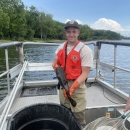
[
  {"x1": 7, "y1": 82, "x2": 126, "y2": 115},
  {"x1": 1, "y1": 81, "x2": 127, "y2": 130},
  {"x1": 86, "y1": 82, "x2": 126, "y2": 108},
  {"x1": 9, "y1": 94, "x2": 60, "y2": 114}
]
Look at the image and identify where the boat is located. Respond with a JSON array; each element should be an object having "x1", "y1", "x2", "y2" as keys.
[{"x1": 0, "y1": 40, "x2": 130, "y2": 130}]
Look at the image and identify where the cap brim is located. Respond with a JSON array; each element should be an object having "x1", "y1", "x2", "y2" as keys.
[{"x1": 64, "y1": 26, "x2": 79, "y2": 29}]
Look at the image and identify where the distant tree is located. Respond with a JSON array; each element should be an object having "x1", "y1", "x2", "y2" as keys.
[
  {"x1": 0, "y1": 1, "x2": 123, "y2": 41},
  {"x1": 41, "y1": 14, "x2": 54, "y2": 40},
  {"x1": 53, "y1": 21, "x2": 65, "y2": 40},
  {"x1": 25, "y1": 6, "x2": 39, "y2": 40},
  {"x1": 0, "y1": 8, "x2": 10, "y2": 38},
  {"x1": 0, "y1": 0, "x2": 26, "y2": 40},
  {"x1": 38, "y1": 11, "x2": 46, "y2": 39},
  {"x1": 79, "y1": 24, "x2": 91, "y2": 40}
]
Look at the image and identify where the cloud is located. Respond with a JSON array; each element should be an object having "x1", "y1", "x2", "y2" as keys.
[
  {"x1": 90, "y1": 18, "x2": 124, "y2": 31},
  {"x1": 65, "y1": 19, "x2": 70, "y2": 23},
  {"x1": 65, "y1": 19, "x2": 83, "y2": 24},
  {"x1": 75, "y1": 19, "x2": 83, "y2": 24},
  {"x1": 65, "y1": 18, "x2": 130, "y2": 36},
  {"x1": 90, "y1": 18, "x2": 130, "y2": 37}
]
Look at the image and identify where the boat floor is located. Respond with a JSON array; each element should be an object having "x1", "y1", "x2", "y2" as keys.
[
  {"x1": 2, "y1": 82, "x2": 127, "y2": 130},
  {"x1": 8, "y1": 82, "x2": 126, "y2": 115},
  {"x1": 86, "y1": 82, "x2": 126, "y2": 108},
  {"x1": 9, "y1": 93, "x2": 60, "y2": 115}
]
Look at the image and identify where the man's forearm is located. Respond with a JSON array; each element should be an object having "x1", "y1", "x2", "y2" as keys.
[
  {"x1": 126, "y1": 95, "x2": 130, "y2": 105},
  {"x1": 124, "y1": 95, "x2": 130, "y2": 112},
  {"x1": 77, "y1": 67, "x2": 90, "y2": 84}
]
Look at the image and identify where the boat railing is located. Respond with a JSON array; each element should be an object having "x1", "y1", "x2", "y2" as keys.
[
  {"x1": 0, "y1": 61, "x2": 28, "y2": 129},
  {"x1": 0, "y1": 41, "x2": 130, "y2": 97},
  {"x1": 95, "y1": 40, "x2": 130, "y2": 89},
  {"x1": 0, "y1": 42, "x2": 25, "y2": 129},
  {"x1": 0, "y1": 42, "x2": 60, "y2": 95},
  {"x1": 0, "y1": 42, "x2": 22, "y2": 95}
]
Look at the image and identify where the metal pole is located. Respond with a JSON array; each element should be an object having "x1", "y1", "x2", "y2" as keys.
[
  {"x1": 17, "y1": 43, "x2": 24, "y2": 86},
  {"x1": 114, "y1": 45, "x2": 117, "y2": 88},
  {"x1": 5, "y1": 48, "x2": 10, "y2": 94},
  {"x1": 18, "y1": 44, "x2": 24, "y2": 64},
  {"x1": 95, "y1": 44, "x2": 100, "y2": 78}
]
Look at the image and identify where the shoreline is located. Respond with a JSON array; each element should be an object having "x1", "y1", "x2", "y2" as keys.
[{"x1": 0, "y1": 39, "x2": 65, "y2": 44}]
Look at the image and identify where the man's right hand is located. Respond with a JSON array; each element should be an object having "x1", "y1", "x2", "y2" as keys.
[
  {"x1": 52, "y1": 61, "x2": 59, "y2": 71},
  {"x1": 63, "y1": 89, "x2": 68, "y2": 99},
  {"x1": 52, "y1": 56, "x2": 59, "y2": 71}
]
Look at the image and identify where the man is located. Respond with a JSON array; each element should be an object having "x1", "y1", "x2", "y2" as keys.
[
  {"x1": 124, "y1": 95, "x2": 130, "y2": 112},
  {"x1": 52, "y1": 20, "x2": 93, "y2": 127}
]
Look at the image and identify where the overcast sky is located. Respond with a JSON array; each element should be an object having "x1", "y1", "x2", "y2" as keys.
[{"x1": 22, "y1": 0, "x2": 130, "y2": 37}]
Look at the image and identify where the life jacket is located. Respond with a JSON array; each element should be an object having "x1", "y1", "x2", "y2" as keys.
[{"x1": 57, "y1": 41, "x2": 85, "y2": 80}]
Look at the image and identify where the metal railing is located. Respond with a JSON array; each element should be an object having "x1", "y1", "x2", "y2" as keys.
[
  {"x1": 1, "y1": 40, "x2": 130, "y2": 95},
  {"x1": 0, "y1": 42, "x2": 22, "y2": 95},
  {"x1": 0, "y1": 42, "x2": 60, "y2": 96},
  {"x1": 0, "y1": 61, "x2": 28, "y2": 130},
  {"x1": 95, "y1": 40, "x2": 130, "y2": 88}
]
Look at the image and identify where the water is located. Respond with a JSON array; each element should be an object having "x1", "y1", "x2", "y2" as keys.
[{"x1": 0, "y1": 40, "x2": 130, "y2": 101}]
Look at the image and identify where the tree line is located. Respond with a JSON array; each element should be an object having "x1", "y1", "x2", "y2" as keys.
[{"x1": 0, "y1": 0, "x2": 123, "y2": 41}]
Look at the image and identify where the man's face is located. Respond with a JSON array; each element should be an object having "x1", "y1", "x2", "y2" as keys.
[{"x1": 65, "y1": 27, "x2": 80, "y2": 44}]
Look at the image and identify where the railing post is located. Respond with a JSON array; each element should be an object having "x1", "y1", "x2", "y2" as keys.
[
  {"x1": 95, "y1": 43, "x2": 101, "y2": 78},
  {"x1": 17, "y1": 43, "x2": 24, "y2": 86},
  {"x1": 5, "y1": 48, "x2": 10, "y2": 95},
  {"x1": 114, "y1": 45, "x2": 117, "y2": 88},
  {"x1": 18, "y1": 43, "x2": 24, "y2": 64}
]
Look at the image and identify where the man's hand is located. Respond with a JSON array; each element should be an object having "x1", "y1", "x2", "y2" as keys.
[
  {"x1": 52, "y1": 61, "x2": 58, "y2": 71},
  {"x1": 63, "y1": 80, "x2": 80, "y2": 99},
  {"x1": 62, "y1": 66, "x2": 90, "y2": 99},
  {"x1": 63, "y1": 89, "x2": 68, "y2": 99},
  {"x1": 52, "y1": 56, "x2": 59, "y2": 71},
  {"x1": 69, "y1": 80, "x2": 80, "y2": 96}
]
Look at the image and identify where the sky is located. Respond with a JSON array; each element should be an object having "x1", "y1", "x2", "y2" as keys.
[{"x1": 22, "y1": 0, "x2": 130, "y2": 37}]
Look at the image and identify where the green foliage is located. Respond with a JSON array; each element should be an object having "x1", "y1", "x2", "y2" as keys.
[
  {"x1": 1, "y1": 0, "x2": 26, "y2": 40},
  {"x1": 79, "y1": 24, "x2": 91, "y2": 40},
  {"x1": 0, "y1": 8, "x2": 10, "y2": 29},
  {"x1": 0, "y1": 0, "x2": 123, "y2": 41},
  {"x1": 0, "y1": 7, "x2": 10, "y2": 39},
  {"x1": 90, "y1": 29, "x2": 122, "y2": 40}
]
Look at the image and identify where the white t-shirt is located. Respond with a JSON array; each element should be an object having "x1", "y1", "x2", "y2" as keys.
[{"x1": 55, "y1": 42, "x2": 93, "y2": 68}]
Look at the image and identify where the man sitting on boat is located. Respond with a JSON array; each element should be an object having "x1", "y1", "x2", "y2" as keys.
[{"x1": 52, "y1": 20, "x2": 93, "y2": 127}]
